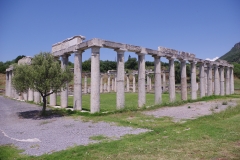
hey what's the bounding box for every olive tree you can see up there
[12,52,73,115]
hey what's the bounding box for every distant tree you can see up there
[125,58,138,70]
[12,52,73,115]
[14,55,26,63]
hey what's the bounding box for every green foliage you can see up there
[233,63,240,79]
[125,57,138,70]
[0,55,26,74]
[220,42,240,63]
[12,52,73,115]
[82,59,117,72]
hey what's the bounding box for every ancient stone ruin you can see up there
[5,35,234,113]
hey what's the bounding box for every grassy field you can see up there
[1,95,240,160]
[54,93,182,112]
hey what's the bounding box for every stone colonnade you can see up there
[6,35,234,114]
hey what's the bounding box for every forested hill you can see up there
[219,42,240,63]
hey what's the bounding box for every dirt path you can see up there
[144,99,238,122]
[0,96,148,156]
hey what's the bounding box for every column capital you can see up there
[73,50,84,54]
[114,48,127,53]
[61,53,70,58]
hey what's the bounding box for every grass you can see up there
[1,99,240,160]
[54,93,182,112]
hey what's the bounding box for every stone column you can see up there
[204,69,208,95]
[214,64,220,95]
[107,74,110,92]
[199,62,205,98]
[146,74,150,92]
[149,76,152,91]
[34,91,40,103]
[49,90,57,106]
[153,56,162,104]
[5,71,9,97]
[84,76,87,94]
[116,49,125,109]
[112,78,114,91]
[230,67,234,94]
[168,58,176,102]
[23,92,28,101]
[138,53,146,107]
[190,61,197,100]
[104,83,107,92]
[73,51,83,110]
[225,66,230,95]
[126,74,129,92]
[100,75,103,93]
[114,75,117,92]
[162,72,166,92]
[180,59,187,101]
[207,63,213,96]
[132,74,136,92]
[8,70,12,98]
[90,47,100,113]
[219,66,225,96]
[61,54,69,108]
[28,89,34,101]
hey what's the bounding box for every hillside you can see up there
[219,42,240,63]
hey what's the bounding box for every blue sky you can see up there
[0,0,239,63]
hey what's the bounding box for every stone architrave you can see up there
[28,89,34,101]
[207,63,213,96]
[162,72,166,92]
[126,74,130,92]
[90,47,100,113]
[225,66,230,95]
[107,74,110,92]
[180,59,187,101]
[214,64,220,95]
[219,66,225,95]
[138,53,146,107]
[61,54,69,108]
[199,62,205,98]
[84,76,87,94]
[132,74,136,92]
[73,50,83,110]
[168,57,176,102]
[230,67,234,94]
[116,49,125,109]
[190,61,197,100]
[153,56,162,104]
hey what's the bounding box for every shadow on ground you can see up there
[17,110,64,120]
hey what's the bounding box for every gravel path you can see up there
[144,100,237,122]
[0,96,149,156]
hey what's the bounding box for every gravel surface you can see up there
[0,96,149,156]
[144,100,237,122]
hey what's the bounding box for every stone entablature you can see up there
[18,56,32,65]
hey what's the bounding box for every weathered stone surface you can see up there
[52,35,85,53]
[103,40,124,49]
[18,57,32,65]
[126,44,142,52]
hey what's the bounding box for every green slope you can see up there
[220,42,240,63]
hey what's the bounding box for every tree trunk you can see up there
[41,96,47,116]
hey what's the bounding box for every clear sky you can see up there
[0,0,239,63]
